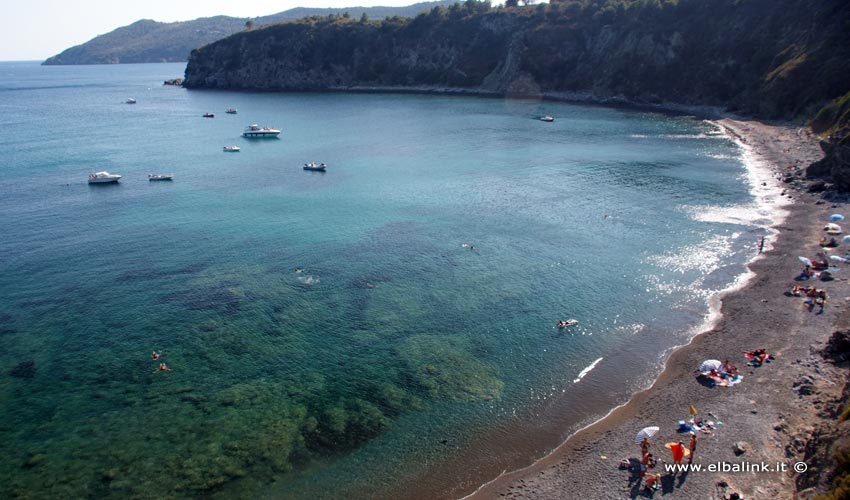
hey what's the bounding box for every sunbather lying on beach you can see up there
[745,349,773,366]
[819,236,838,247]
[644,473,662,490]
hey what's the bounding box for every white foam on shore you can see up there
[572,357,603,383]
[661,132,725,139]
[655,119,792,352]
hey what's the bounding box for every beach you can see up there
[466,119,848,500]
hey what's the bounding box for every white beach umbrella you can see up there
[699,359,723,372]
[799,256,813,267]
[829,255,849,263]
[635,426,660,444]
[825,223,842,233]
[830,214,845,222]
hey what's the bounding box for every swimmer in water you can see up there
[158,362,171,371]
[151,351,160,360]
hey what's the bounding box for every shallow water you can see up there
[0,62,770,499]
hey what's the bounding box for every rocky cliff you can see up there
[184,0,850,120]
[808,92,850,191]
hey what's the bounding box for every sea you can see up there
[0,61,783,499]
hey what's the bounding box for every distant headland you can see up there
[41,1,454,65]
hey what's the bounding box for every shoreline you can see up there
[464,118,844,500]
[216,83,734,120]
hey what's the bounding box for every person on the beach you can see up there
[643,472,661,491]
[640,437,650,456]
[151,351,160,360]
[687,432,696,464]
[727,364,739,378]
[640,452,654,477]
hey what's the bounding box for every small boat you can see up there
[203,113,215,118]
[88,171,122,184]
[125,98,136,104]
[303,162,327,172]
[223,146,241,152]
[225,108,238,114]
[540,116,554,122]
[557,319,578,328]
[243,124,281,138]
[148,174,173,181]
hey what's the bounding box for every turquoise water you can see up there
[0,62,767,499]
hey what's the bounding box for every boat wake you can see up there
[297,275,320,285]
[573,357,603,383]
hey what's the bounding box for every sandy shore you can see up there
[465,119,848,500]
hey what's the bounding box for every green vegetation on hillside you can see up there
[812,92,850,145]
[42,1,455,65]
[184,0,850,120]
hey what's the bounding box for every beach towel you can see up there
[665,442,689,462]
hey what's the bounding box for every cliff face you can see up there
[184,0,850,120]
[808,92,850,190]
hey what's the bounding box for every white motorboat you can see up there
[303,162,327,172]
[125,98,136,104]
[148,174,173,181]
[88,171,122,183]
[540,116,554,122]
[243,124,281,138]
[223,146,241,152]
[225,108,238,114]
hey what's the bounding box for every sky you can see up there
[0,0,422,61]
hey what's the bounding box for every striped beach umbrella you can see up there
[635,426,660,444]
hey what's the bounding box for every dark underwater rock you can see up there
[10,360,36,379]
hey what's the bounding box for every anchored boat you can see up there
[243,124,281,138]
[88,171,122,184]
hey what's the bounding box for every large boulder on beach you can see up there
[733,441,750,455]
[822,329,850,361]
[808,139,850,191]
